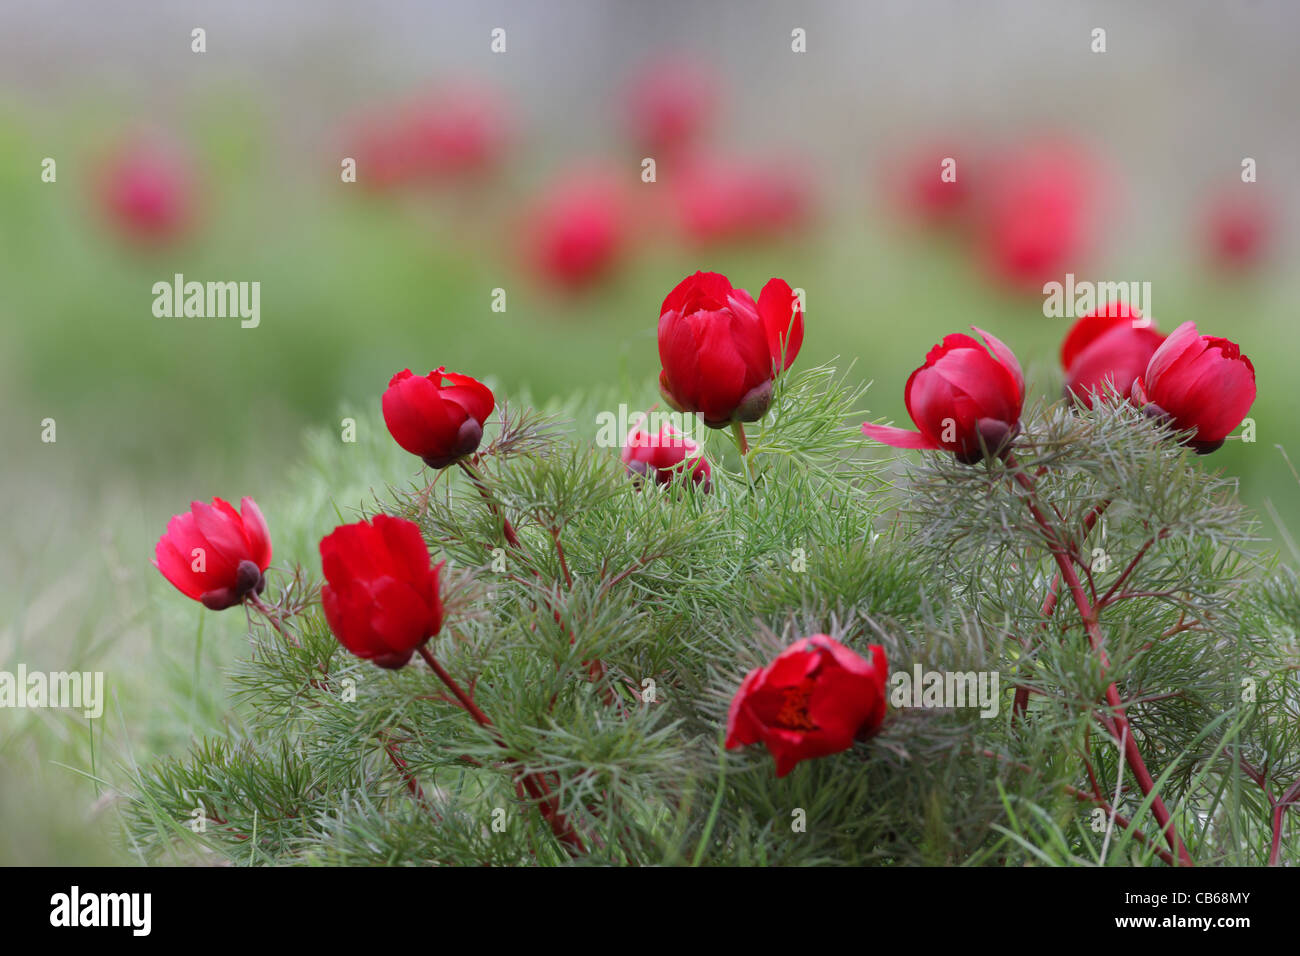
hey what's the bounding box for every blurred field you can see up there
[1,1,1297,863]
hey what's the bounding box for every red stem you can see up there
[1005,455,1192,866]
[415,644,586,855]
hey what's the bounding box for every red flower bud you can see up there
[1060,302,1164,408]
[153,497,271,610]
[657,271,803,427]
[862,327,1024,463]
[1130,321,1256,454]
[726,635,888,777]
[382,368,495,468]
[319,515,444,670]
[621,423,711,491]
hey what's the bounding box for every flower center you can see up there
[775,679,816,731]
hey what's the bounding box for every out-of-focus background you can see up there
[1,0,1296,863]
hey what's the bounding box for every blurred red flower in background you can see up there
[153,497,271,610]
[1204,186,1274,272]
[350,83,510,190]
[881,140,974,228]
[671,155,812,245]
[526,170,628,289]
[95,135,195,243]
[726,634,888,777]
[1060,302,1164,408]
[319,515,444,669]
[623,57,718,161]
[976,141,1102,290]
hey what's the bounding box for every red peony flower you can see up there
[96,136,194,243]
[726,635,888,778]
[1060,302,1164,408]
[625,58,717,159]
[319,515,444,669]
[882,140,973,228]
[153,497,272,610]
[1205,187,1273,272]
[527,172,627,289]
[1130,321,1256,454]
[657,270,803,427]
[862,327,1024,463]
[977,141,1100,290]
[621,423,711,491]
[383,368,495,469]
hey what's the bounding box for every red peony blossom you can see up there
[1205,187,1273,272]
[625,58,717,159]
[383,368,495,468]
[977,141,1100,290]
[882,140,973,227]
[657,270,803,427]
[672,156,812,245]
[862,327,1024,464]
[527,172,627,289]
[1060,302,1164,408]
[726,635,888,778]
[96,136,194,243]
[621,423,711,491]
[319,515,444,669]
[1130,321,1256,454]
[153,497,272,610]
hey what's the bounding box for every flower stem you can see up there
[731,422,750,456]
[456,458,521,549]
[246,593,300,648]
[1004,455,1192,866]
[415,644,586,855]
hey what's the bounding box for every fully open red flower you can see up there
[383,368,495,468]
[621,423,711,491]
[1060,302,1164,408]
[319,515,444,669]
[726,635,888,778]
[1131,321,1256,454]
[657,271,803,427]
[862,327,1024,463]
[153,497,272,610]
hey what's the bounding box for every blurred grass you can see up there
[1,97,1296,863]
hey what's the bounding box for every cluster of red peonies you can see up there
[153,497,271,610]
[726,635,889,777]
[621,423,711,492]
[382,367,496,469]
[96,136,195,244]
[319,515,445,669]
[657,271,804,428]
[862,327,1025,464]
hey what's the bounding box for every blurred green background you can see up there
[1,0,1296,863]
